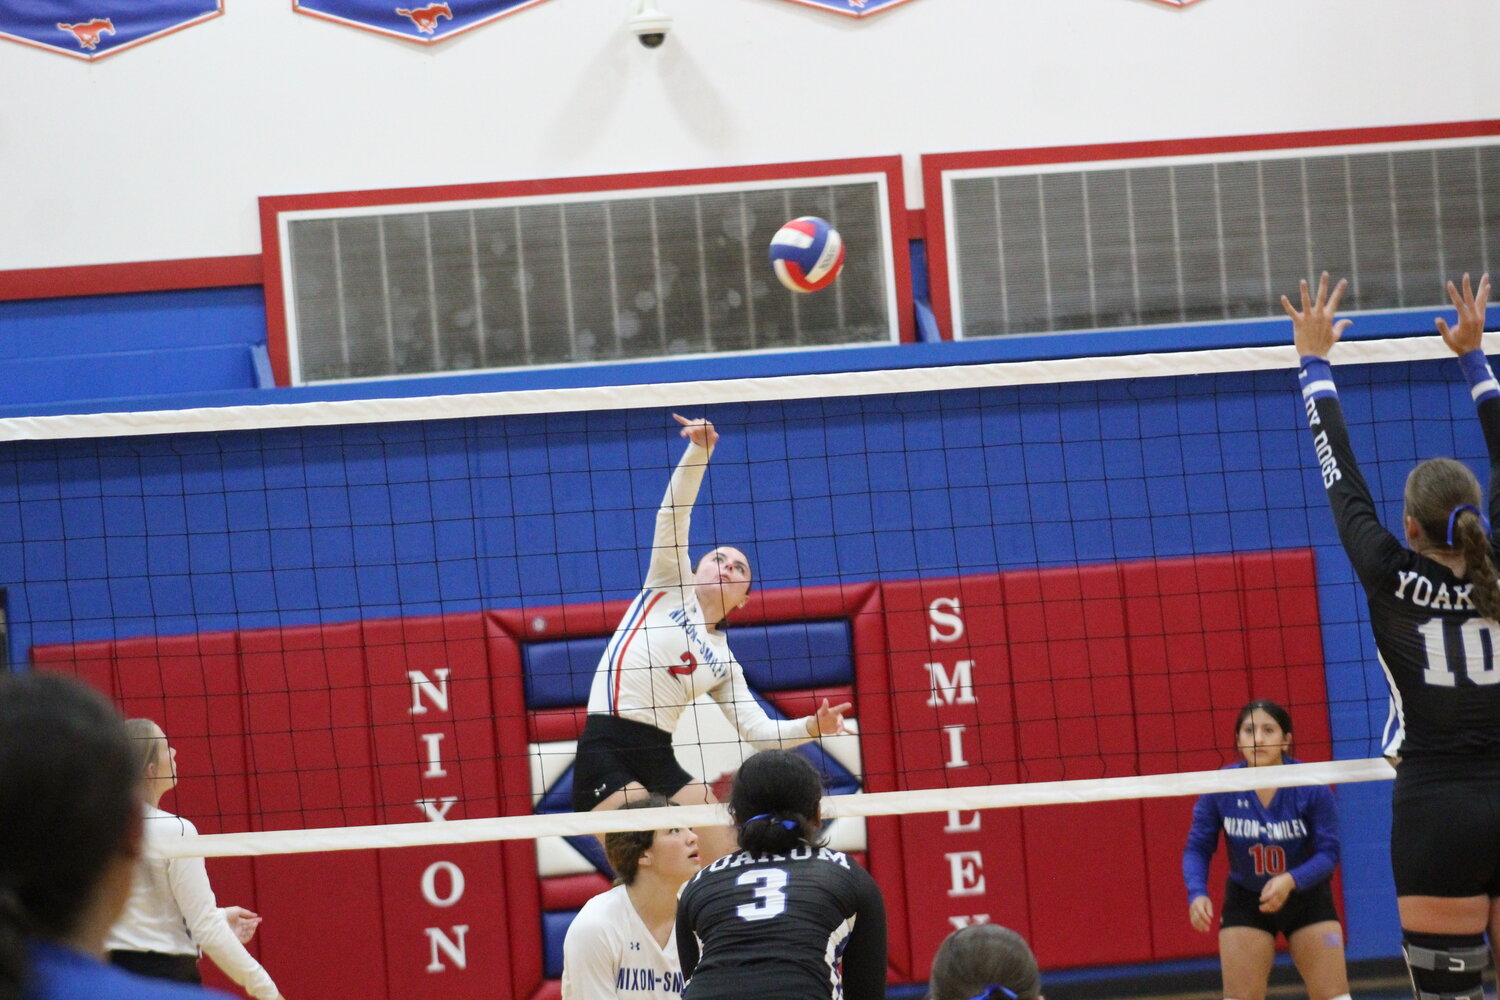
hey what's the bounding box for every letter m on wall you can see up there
[924,660,976,706]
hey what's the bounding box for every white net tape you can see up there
[153,758,1394,859]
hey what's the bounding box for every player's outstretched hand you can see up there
[1281,271,1352,359]
[224,905,262,944]
[808,698,853,737]
[1188,895,1213,933]
[1436,272,1491,356]
[673,413,719,451]
[1258,872,1295,914]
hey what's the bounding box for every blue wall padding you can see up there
[522,621,853,708]
[524,638,608,708]
[542,911,578,978]
[0,295,1475,419]
[0,287,266,357]
[0,287,268,405]
[0,344,262,405]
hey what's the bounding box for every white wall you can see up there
[7,0,1500,271]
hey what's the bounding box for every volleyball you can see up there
[768,216,845,293]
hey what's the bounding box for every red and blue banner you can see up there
[771,0,918,15]
[0,0,222,60]
[292,0,554,43]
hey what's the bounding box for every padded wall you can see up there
[37,549,1331,994]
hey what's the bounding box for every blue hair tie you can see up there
[965,986,1018,1000]
[1446,504,1488,546]
[744,813,798,831]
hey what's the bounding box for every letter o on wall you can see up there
[421,861,466,907]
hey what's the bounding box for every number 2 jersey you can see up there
[1300,350,1500,759]
[676,845,887,1000]
[586,441,813,749]
[1182,759,1340,901]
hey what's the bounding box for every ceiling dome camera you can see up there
[629,0,671,48]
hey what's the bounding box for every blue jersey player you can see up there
[1183,700,1350,1000]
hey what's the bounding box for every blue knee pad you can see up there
[1402,931,1488,1000]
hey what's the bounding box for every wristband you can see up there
[1458,349,1500,404]
[1298,356,1337,401]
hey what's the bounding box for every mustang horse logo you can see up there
[394,3,452,33]
[56,18,115,50]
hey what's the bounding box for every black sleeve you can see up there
[676,897,699,981]
[1478,397,1500,544]
[1307,392,1404,589]
[840,869,888,1000]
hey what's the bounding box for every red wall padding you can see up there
[866,550,1330,980]
[35,553,1326,995]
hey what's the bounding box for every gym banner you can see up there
[292,0,554,43]
[0,0,222,61]
[770,0,919,16]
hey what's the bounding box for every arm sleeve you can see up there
[642,442,711,590]
[164,843,280,1000]
[1299,358,1405,588]
[840,869,889,1000]
[1456,350,1500,537]
[1289,785,1341,891]
[561,910,618,1000]
[709,660,817,749]
[1182,794,1220,903]
[675,898,699,982]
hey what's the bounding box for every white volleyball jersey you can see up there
[562,885,684,1000]
[586,442,810,750]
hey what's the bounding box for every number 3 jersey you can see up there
[1301,352,1500,759]
[676,845,887,1000]
[1182,760,1340,901]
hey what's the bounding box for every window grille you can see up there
[274,175,899,384]
[944,142,1500,338]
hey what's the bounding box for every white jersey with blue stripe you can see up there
[586,442,811,749]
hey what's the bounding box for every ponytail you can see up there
[1454,510,1500,620]
[1405,459,1500,618]
[738,811,823,857]
[730,749,827,855]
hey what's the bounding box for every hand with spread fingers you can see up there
[1281,271,1352,359]
[1436,272,1492,356]
[807,697,854,737]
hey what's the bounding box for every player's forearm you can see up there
[645,442,710,587]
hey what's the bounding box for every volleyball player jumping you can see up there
[1288,271,1500,1000]
[572,414,850,862]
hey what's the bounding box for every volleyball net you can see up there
[3,331,1484,994]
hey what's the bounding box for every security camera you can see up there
[629,0,671,47]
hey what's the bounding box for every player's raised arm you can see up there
[1284,272,1403,587]
[644,414,719,590]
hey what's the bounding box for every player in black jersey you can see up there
[1287,271,1500,1000]
[675,749,887,1000]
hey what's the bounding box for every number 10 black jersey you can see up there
[1301,353,1500,759]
